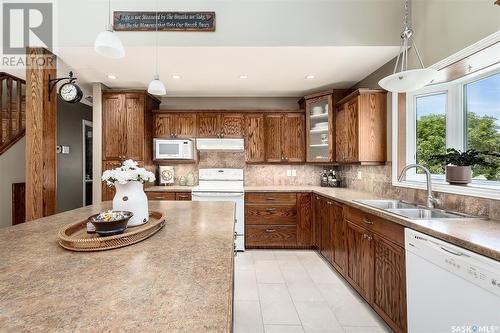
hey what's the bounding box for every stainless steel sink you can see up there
[354,199,481,220]
[355,199,417,210]
[386,208,468,219]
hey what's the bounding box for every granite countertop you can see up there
[145,185,194,192]
[0,201,235,332]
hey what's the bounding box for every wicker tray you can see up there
[58,211,166,252]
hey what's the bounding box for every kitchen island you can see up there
[0,201,235,332]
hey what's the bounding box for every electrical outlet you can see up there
[291,169,297,177]
[286,169,292,177]
[357,171,362,180]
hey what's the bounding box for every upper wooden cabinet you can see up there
[301,90,352,163]
[154,113,197,138]
[197,113,244,138]
[335,89,387,164]
[102,91,159,162]
[244,114,265,163]
[264,113,305,163]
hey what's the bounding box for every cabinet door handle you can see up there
[266,208,276,212]
[363,234,372,240]
[363,218,373,225]
[265,229,276,233]
[221,133,225,138]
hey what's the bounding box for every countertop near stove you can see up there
[145,184,500,261]
[0,201,235,332]
[145,185,194,192]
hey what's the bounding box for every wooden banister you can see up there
[0,72,26,155]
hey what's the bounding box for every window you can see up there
[402,67,500,191]
[415,93,447,175]
[464,73,500,181]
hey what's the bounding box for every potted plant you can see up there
[102,160,155,226]
[430,149,498,185]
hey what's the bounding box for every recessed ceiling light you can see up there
[239,75,248,79]
[172,75,181,79]
[107,74,117,80]
[306,75,315,79]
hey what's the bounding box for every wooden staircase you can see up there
[0,72,26,155]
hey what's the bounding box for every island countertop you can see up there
[0,201,235,332]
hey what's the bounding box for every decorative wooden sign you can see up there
[113,11,216,31]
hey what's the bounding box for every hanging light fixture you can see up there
[378,0,437,93]
[147,1,166,96]
[94,0,125,59]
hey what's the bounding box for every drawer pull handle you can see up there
[266,208,276,212]
[363,218,373,225]
[363,234,372,240]
[266,229,276,233]
[266,197,276,201]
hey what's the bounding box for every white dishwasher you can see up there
[405,229,500,333]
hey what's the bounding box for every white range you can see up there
[191,168,245,251]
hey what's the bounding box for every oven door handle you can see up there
[192,192,244,197]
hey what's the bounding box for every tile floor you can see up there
[234,250,392,333]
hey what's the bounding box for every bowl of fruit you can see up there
[89,211,133,236]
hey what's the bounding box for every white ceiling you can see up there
[59,46,400,97]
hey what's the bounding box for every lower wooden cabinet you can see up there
[146,191,191,201]
[245,192,311,249]
[313,197,407,333]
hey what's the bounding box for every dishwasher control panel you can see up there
[405,229,500,297]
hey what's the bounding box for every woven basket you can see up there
[58,211,166,252]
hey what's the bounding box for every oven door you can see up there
[191,191,245,251]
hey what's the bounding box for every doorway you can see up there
[82,120,93,206]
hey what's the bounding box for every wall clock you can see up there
[59,81,83,103]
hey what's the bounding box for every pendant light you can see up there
[378,0,437,93]
[94,0,125,59]
[147,1,166,96]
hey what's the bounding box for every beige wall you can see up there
[0,138,26,228]
[160,97,300,110]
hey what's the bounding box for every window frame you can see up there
[392,63,500,200]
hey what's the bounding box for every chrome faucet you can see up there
[398,164,440,209]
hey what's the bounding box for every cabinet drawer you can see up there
[347,207,404,247]
[246,192,296,204]
[175,192,192,201]
[146,191,176,201]
[246,204,297,225]
[246,225,297,247]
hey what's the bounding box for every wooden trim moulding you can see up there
[336,88,386,106]
[102,89,162,104]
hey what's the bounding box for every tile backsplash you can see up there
[163,152,323,186]
[335,163,500,220]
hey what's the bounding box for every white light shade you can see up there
[148,76,166,96]
[94,29,125,59]
[378,68,438,93]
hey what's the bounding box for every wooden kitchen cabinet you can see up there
[264,113,305,163]
[346,219,373,301]
[146,191,192,201]
[197,113,244,138]
[312,195,322,249]
[244,114,265,163]
[154,113,197,138]
[335,89,387,164]
[331,202,347,275]
[101,90,160,201]
[372,233,407,333]
[245,192,312,248]
[319,197,332,262]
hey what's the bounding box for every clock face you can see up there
[60,83,77,101]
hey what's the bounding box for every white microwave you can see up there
[154,139,194,160]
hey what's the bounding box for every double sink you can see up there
[354,199,480,220]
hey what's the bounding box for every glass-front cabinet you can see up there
[305,94,334,162]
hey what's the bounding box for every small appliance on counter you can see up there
[154,139,194,160]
